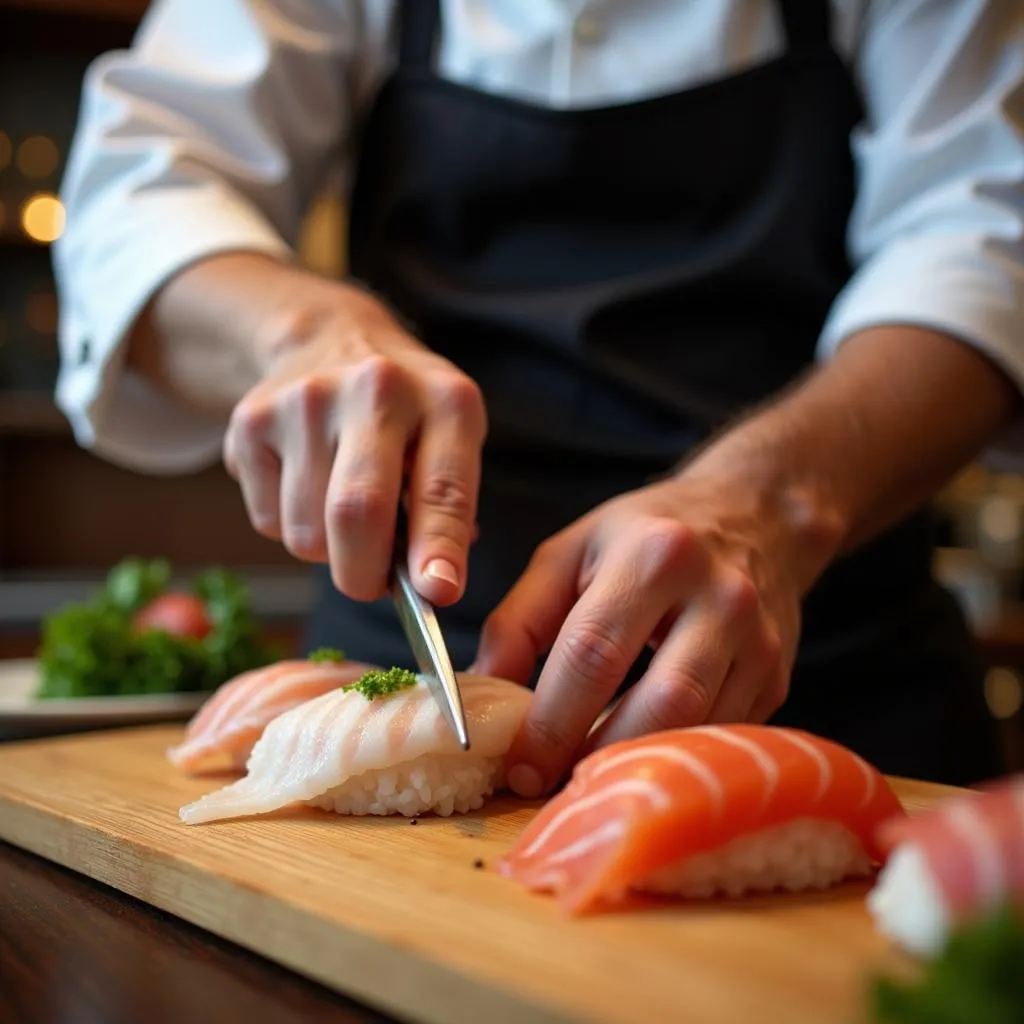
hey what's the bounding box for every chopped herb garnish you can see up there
[870,903,1024,1024]
[309,647,345,664]
[344,666,418,700]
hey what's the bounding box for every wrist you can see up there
[251,275,402,374]
[680,412,851,595]
[155,252,408,379]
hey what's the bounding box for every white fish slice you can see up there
[179,674,532,823]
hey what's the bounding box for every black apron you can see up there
[305,0,1005,786]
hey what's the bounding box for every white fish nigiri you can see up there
[867,773,1024,957]
[179,673,532,824]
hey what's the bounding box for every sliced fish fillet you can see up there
[168,658,374,774]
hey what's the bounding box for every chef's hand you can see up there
[472,467,843,797]
[222,281,487,605]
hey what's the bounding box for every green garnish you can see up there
[309,647,346,664]
[344,666,418,700]
[35,558,280,699]
[871,904,1024,1024]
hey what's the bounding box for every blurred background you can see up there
[0,0,347,666]
[0,0,1021,770]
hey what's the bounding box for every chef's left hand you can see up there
[472,471,840,798]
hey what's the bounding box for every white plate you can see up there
[0,659,209,742]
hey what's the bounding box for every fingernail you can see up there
[508,764,544,799]
[424,558,460,586]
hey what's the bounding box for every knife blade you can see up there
[390,503,471,751]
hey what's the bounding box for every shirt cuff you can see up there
[54,188,294,475]
[817,231,1024,461]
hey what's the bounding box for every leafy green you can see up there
[35,558,278,699]
[871,904,1024,1024]
[343,666,418,700]
[309,647,346,664]
[190,566,281,686]
[104,557,173,613]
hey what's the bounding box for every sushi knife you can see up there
[390,501,472,751]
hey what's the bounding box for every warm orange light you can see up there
[20,192,65,243]
[17,135,60,179]
[0,131,11,171]
[985,667,1024,720]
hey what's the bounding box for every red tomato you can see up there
[133,593,212,640]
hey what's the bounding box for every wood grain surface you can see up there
[0,726,962,1024]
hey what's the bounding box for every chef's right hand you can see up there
[222,275,487,606]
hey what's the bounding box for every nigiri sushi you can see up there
[167,655,375,774]
[179,672,533,823]
[867,773,1024,957]
[498,724,905,914]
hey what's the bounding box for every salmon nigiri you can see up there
[167,655,375,774]
[498,724,905,915]
[179,672,533,823]
[867,774,1024,957]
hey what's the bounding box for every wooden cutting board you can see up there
[0,725,961,1024]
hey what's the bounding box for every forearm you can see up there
[685,326,1021,588]
[127,253,394,416]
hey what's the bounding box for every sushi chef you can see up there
[54,1,1024,794]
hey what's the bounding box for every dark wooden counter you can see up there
[0,841,389,1024]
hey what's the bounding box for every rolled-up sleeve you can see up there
[819,0,1024,444]
[53,0,365,474]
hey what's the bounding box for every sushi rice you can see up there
[309,753,504,818]
[642,818,873,900]
[867,843,951,957]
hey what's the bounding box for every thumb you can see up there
[471,535,584,684]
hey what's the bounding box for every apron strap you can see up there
[776,0,831,52]
[397,0,441,73]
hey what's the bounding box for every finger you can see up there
[507,522,702,796]
[586,572,758,749]
[471,533,587,684]
[585,608,734,750]
[325,358,418,600]
[278,383,335,562]
[708,620,787,724]
[326,413,409,601]
[406,375,487,605]
[646,610,676,652]
[224,404,283,541]
[746,629,791,723]
[705,663,759,724]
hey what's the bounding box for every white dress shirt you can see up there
[52,0,1024,475]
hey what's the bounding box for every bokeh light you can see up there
[17,135,60,179]
[20,192,65,243]
[985,666,1024,720]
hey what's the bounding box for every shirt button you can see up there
[78,338,91,364]
[574,14,604,45]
